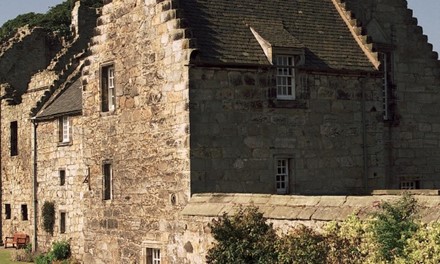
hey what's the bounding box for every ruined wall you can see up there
[0,28,61,96]
[190,67,384,195]
[35,115,88,255]
[79,0,192,262]
[0,74,54,239]
[345,0,440,189]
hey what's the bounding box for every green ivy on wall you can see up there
[42,201,55,235]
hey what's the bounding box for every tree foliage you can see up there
[0,0,102,42]
[206,207,278,264]
[370,194,418,262]
[207,195,440,264]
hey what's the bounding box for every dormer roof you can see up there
[36,77,82,120]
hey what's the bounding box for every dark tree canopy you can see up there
[0,0,102,43]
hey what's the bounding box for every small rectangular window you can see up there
[5,204,11,220]
[276,158,290,194]
[59,116,71,143]
[146,248,161,264]
[400,180,420,190]
[60,212,66,234]
[21,204,28,221]
[103,163,112,200]
[380,52,394,121]
[101,65,116,112]
[10,121,18,156]
[60,169,66,186]
[275,56,295,100]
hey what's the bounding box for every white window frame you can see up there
[276,158,289,194]
[146,248,161,264]
[275,55,295,100]
[400,180,419,190]
[107,67,115,111]
[101,64,116,112]
[59,116,71,143]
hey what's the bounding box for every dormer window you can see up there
[275,55,295,100]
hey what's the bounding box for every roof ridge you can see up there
[332,0,380,69]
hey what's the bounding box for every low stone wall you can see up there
[179,192,440,263]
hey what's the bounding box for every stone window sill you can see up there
[268,99,308,109]
[100,110,116,117]
[58,142,72,147]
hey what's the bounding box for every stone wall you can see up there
[0,77,52,240]
[0,28,61,97]
[345,0,440,189]
[35,115,88,255]
[79,0,192,262]
[179,192,440,264]
[189,67,385,195]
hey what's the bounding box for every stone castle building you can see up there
[0,0,439,263]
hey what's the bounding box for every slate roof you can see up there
[37,78,82,120]
[180,0,375,71]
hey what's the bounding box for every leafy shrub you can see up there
[394,222,440,264]
[369,194,418,262]
[25,242,33,254]
[35,240,71,264]
[42,201,55,235]
[52,240,71,260]
[207,195,439,264]
[34,253,54,264]
[277,225,327,264]
[325,215,368,264]
[206,206,278,264]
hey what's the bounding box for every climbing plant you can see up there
[42,201,55,235]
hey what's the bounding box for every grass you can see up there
[0,248,32,264]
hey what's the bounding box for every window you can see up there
[59,116,71,143]
[380,52,394,120]
[275,55,295,100]
[10,121,18,156]
[276,159,289,194]
[103,163,112,200]
[146,248,161,264]
[21,204,28,221]
[60,212,66,234]
[101,65,116,112]
[59,169,66,186]
[5,204,11,219]
[400,180,420,190]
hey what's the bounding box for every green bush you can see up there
[325,215,368,264]
[277,225,327,264]
[42,201,55,235]
[369,194,418,262]
[207,195,440,264]
[52,240,71,260]
[206,206,278,264]
[34,253,54,264]
[35,240,71,264]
